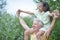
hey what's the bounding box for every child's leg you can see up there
[24,30,29,40]
[36,30,45,40]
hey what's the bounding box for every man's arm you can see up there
[18,16,37,34]
[46,15,58,38]
[46,18,56,37]
[49,13,54,16]
[18,16,30,30]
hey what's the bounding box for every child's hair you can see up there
[42,2,50,12]
[37,2,50,12]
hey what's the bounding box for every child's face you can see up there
[32,20,41,29]
[38,2,44,12]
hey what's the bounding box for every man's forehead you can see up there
[33,20,39,23]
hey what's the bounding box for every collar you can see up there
[38,11,45,15]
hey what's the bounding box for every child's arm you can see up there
[18,9,34,15]
[49,9,60,16]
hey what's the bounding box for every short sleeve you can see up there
[33,10,38,16]
[31,10,37,21]
[32,10,38,18]
[45,11,50,16]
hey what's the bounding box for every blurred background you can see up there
[0,0,60,40]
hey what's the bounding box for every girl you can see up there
[17,1,60,40]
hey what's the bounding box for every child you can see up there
[17,1,60,40]
[16,10,59,40]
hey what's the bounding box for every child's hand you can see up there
[17,9,22,17]
[53,9,60,16]
[17,9,21,14]
[53,13,59,19]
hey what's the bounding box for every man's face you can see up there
[32,20,41,29]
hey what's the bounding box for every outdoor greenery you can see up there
[0,12,33,40]
[0,0,60,40]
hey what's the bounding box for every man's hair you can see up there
[33,18,44,27]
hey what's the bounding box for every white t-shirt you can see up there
[33,10,51,31]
